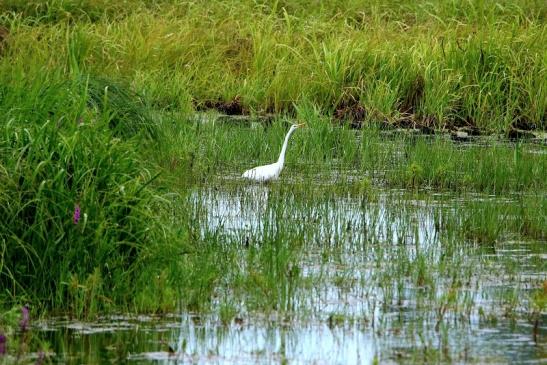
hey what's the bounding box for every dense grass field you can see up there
[1,0,546,132]
[0,1,545,362]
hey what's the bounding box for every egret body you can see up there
[242,123,305,182]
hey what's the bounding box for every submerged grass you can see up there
[156,113,546,193]
[170,184,545,362]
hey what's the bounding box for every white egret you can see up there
[242,123,306,182]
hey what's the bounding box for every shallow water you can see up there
[33,312,545,364]
[31,171,547,363]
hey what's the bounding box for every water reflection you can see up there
[35,312,546,364]
[31,181,546,364]
[190,185,439,251]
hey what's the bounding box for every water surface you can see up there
[32,168,547,364]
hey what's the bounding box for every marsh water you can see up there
[33,161,546,363]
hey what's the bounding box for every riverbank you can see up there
[1,0,545,134]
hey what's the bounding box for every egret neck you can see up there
[277,125,298,167]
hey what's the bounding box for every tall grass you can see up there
[0,0,545,132]
[0,60,175,315]
[0,0,545,321]
[154,113,546,193]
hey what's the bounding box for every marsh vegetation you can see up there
[0,1,545,363]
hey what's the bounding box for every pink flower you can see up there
[20,305,29,332]
[73,204,81,225]
[35,350,45,365]
[0,333,6,355]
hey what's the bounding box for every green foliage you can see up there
[0,1,545,333]
[405,163,424,188]
[0,117,165,312]
[0,306,52,362]
[83,75,159,138]
[155,118,546,193]
[0,0,138,23]
[0,0,544,132]
[0,61,173,315]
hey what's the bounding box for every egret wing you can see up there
[242,163,279,182]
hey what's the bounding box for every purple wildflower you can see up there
[35,350,45,365]
[73,204,81,225]
[0,333,6,355]
[20,305,30,332]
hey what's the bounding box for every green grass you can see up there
[0,4,544,365]
[0,5,545,364]
[0,0,545,133]
[0,63,177,315]
[0,59,544,319]
[153,112,546,193]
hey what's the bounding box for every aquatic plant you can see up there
[19,305,29,332]
[0,333,5,355]
[0,306,52,363]
[72,204,81,225]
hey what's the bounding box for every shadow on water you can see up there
[31,167,547,364]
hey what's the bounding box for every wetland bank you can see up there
[0,0,546,363]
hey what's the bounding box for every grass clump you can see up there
[0,63,176,315]
[83,75,158,139]
[154,116,546,194]
[0,118,168,314]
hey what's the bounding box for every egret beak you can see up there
[296,123,306,128]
